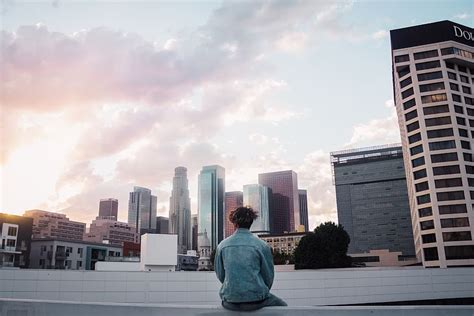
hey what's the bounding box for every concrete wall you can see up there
[1,299,473,316]
[0,267,473,306]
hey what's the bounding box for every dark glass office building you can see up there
[98,198,118,220]
[224,191,243,238]
[298,189,309,232]
[331,145,416,261]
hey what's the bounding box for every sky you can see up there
[1,0,473,229]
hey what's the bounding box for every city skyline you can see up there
[1,1,472,232]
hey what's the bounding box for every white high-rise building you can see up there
[169,167,192,254]
[391,20,474,268]
[128,186,157,235]
[243,184,271,235]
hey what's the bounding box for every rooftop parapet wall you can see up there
[0,267,473,306]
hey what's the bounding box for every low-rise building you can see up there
[0,213,33,268]
[23,210,86,241]
[83,218,139,246]
[259,232,308,255]
[30,239,122,270]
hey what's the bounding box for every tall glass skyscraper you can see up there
[391,21,474,267]
[224,191,243,238]
[98,198,118,220]
[258,170,300,234]
[243,184,271,234]
[298,189,309,232]
[128,186,157,235]
[198,165,225,252]
[169,167,192,254]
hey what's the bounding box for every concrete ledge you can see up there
[1,299,473,316]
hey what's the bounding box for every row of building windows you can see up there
[416,187,474,204]
[422,231,472,244]
[418,204,471,218]
[424,245,474,261]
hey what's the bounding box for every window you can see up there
[405,109,417,121]
[395,54,409,63]
[461,141,471,150]
[468,108,474,116]
[439,204,467,214]
[397,65,410,77]
[462,86,472,94]
[421,93,447,104]
[418,207,433,217]
[448,72,457,80]
[400,77,412,88]
[431,152,458,163]
[415,181,429,192]
[403,98,416,110]
[450,82,459,91]
[435,177,463,188]
[454,104,464,114]
[425,116,451,127]
[433,165,460,175]
[412,156,425,168]
[422,234,436,244]
[437,190,465,201]
[459,129,468,137]
[76,261,82,269]
[429,140,456,151]
[465,153,473,162]
[427,128,453,139]
[460,75,469,84]
[402,87,414,99]
[414,169,427,180]
[443,231,472,242]
[452,94,462,102]
[470,119,474,127]
[445,61,455,69]
[417,194,431,205]
[410,144,423,155]
[407,121,420,132]
[467,165,474,174]
[415,60,440,71]
[457,117,466,126]
[423,104,449,115]
[414,49,439,60]
[420,220,434,230]
[423,247,439,261]
[465,97,474,105]
[6,239,16,247]
[419,82,445,93]
[441,217,469,228]
[408,132,421,144]
[445,246,474,260]
[7,226,17,236]
[418,71,443,81]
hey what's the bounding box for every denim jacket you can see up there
[214,228,274,303]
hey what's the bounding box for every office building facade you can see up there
[83,218,138,246]
[156,216,169,234]
[259,232,308,255]
[331,145,416,263]
[298,189,309,232]
[243,184,271,235]
[391,21,474,267]
[258,170,300,234]
[128,186,157,235]
[169,167,192,254]
[98,198,118,220]
[191,214,198,251]
[224,191,243,238]
[23,210,86,242]
[0,213,33,268]
[198,165,225,252]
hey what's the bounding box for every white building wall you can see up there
[0,267,472,306]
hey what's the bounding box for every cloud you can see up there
[372,29,388,40]
[454,13,470,20]
[274,32,309,53]
[248,133,268,145]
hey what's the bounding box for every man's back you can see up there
[215,228,274,303]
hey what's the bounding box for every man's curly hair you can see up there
[229,206,258,229]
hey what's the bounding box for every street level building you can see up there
[258,170,300,234]
[0,213,33,268]
[98,198,118,220]
[259,232,308,255]
[331,145,417,266]
[169,167,192,254]
[198,165,225,252]
[224,191,243,238]
[30,238,122,270]
[83,218,138,247]
[391,20,474,267]
[128,186,157,235]
[23,210,86,242]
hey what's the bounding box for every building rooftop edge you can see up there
[330,143,402,158]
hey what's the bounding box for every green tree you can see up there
[294,222,351,269]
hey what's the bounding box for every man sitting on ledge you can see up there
[215,206,287,311]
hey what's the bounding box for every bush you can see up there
[294,222,351,269]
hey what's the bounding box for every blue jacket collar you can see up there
[236,228,250,233]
